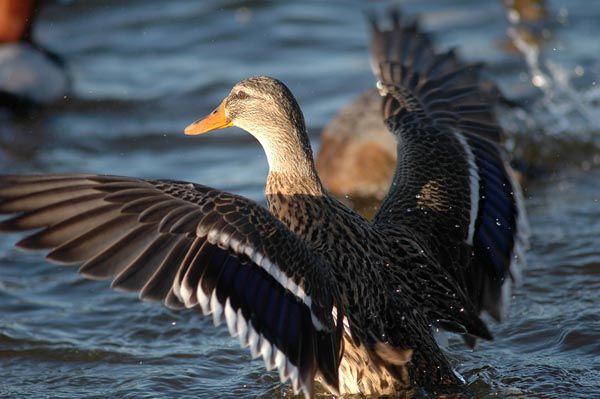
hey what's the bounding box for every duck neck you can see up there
[262,125,325,198]
[264,127,328,234]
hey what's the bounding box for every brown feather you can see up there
[0,185,99,213]
[77,224,158,279]
[111,233,180,292]
[0,194,105,231]
[16,204,122,250]
[47,214,140,264]
[139,235,193,302]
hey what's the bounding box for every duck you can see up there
[0,11,528,398]
[0,0,68,109]
[316,10,518,214]
[316,88,395,216]
[315,88,396,209]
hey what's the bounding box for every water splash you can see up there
[506,12,600,137]
[499,3,600,172]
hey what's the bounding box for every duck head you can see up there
[185,75,322,183]
[185,76,307,147]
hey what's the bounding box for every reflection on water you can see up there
[1,0,599,398]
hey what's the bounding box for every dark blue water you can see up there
[1,0,599,397]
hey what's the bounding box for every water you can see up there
[1,0,599,397]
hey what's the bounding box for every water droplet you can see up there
[532,74,546,87]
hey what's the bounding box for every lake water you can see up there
[1,0,599,398]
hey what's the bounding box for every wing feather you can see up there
[0,173,342,398]
[140,235,193,304]
[370,11,528,327]
[111,233,181,292]
[0,193,105,230]
[0,185,99,213]
[17,204,124,250]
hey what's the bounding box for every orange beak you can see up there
[184,100,233,135]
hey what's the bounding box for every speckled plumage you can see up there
[0,9,527,399]
[265,171,491,394]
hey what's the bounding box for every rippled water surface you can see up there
[1,0,599,398]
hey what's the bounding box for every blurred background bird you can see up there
[0,0,67,110]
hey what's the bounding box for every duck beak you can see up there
[184,100,233,135]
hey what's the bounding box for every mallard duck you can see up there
[0,11,528,398]
[0,0,67,108]
[317,11,515,213]
[317,88,394,207]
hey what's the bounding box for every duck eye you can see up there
[236,90,247,100]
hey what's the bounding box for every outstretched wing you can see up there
[0,174,343,398]
[369,12,528,322]
[368,9,510,129]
